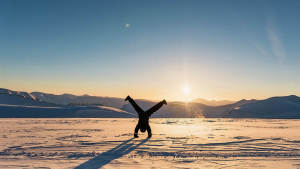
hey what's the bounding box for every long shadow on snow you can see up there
[75,137,149,169]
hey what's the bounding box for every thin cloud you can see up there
[266,20,286,65]
[255,44,268,57]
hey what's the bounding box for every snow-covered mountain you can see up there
[0,88,135,118]
[31,92,125,108]
[122,96,300,119]
[1,88,300,118]
[192,98,236,106]
[221,95,300,118]
[0,104,136,118]
[0,88,55,106]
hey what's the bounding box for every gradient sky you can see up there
[1,0,300,101]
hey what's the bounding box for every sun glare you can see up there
[182,85,190,95]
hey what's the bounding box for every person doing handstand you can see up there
[125,96,167,138]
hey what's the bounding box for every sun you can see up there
[182,85,190,95]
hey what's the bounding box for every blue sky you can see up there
[1,0,300,101]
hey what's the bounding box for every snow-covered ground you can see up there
[0,118,300,169]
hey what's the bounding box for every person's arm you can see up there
[125,96,143,114]
[146,99,167,116]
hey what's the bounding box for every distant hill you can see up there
[221,95,300,118]
[122,96,300,119]
[31,92,125,108]
[0,88,55,106]
[0,104,136,118]
[192,98,236,106]
[0,88,135,118]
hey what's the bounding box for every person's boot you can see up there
[134,133,139,138]
[125,96,131,101]
[148,133,152,138]
[162,99,167,105]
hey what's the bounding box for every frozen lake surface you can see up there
[0,118,300,169]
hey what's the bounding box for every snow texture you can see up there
[0,118,299,168]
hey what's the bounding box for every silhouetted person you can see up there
[125,96,167,138]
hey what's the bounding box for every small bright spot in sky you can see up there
[182,85,190,95]
[125,23,130,28]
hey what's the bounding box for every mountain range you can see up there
[192,98,235,106]
[0,88,135,118]
[1,88,300,118]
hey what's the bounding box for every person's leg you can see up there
[146,125,152,138]
[125,96,143,114]
[146,99,167,116]
[134,124,140,138]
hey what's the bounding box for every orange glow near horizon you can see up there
[1,78,298,102]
